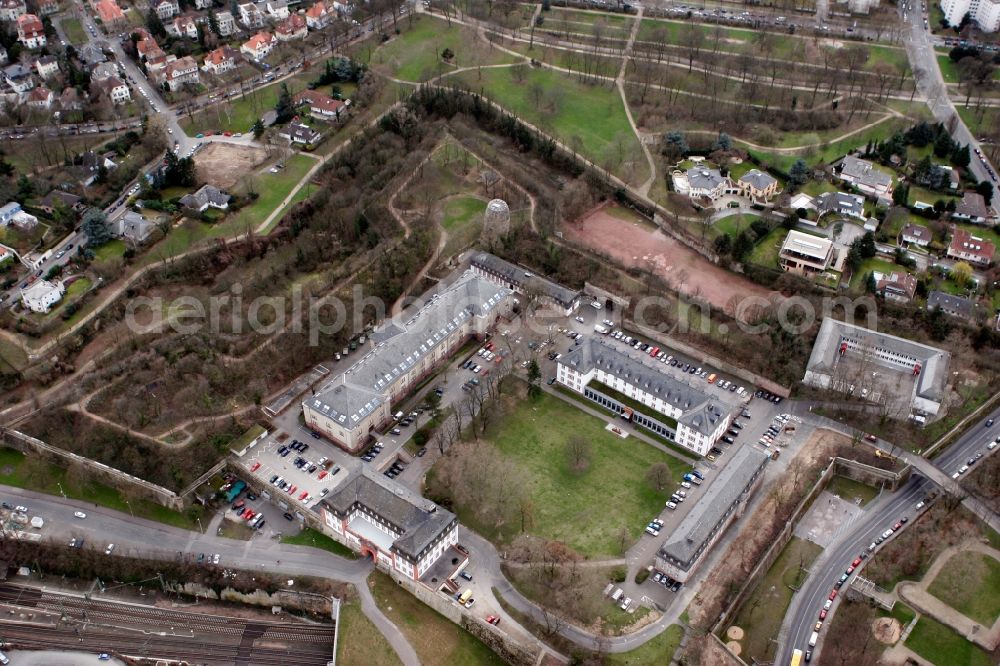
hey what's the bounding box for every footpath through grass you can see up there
[282,527,358,559]
[370,572,504,666]
[607,624,684,665]
[337,598,401,666]
[927,551,1000,626]
[0,447,196,529]
[906,615,994,666]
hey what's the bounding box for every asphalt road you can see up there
[932,403,1000,476]
[777,474,930,664]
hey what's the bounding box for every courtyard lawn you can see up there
[439,195,485,257]
[849,258,905,291]
[927,551,1000,626]
[370,572,504,666]
[283,527,357,559]
[367,14,519,83]
[906,615,994,666]
[825,475,878,507]
[455,66,648,186]
[337,599,401,666]
[606,624,683,665]
[0,447,195,529]
[61,17,87,45]
[469,391,687,558]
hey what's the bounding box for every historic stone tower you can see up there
[483,198,510,240]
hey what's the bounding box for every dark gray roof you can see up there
[78,44,107,65]
[816,191,865,218]
[658,446,768,568]
[955,191,988,219]
[738,169,776,190]
[307,271,512,426]
[558,337,729,436]
[927,291,973,319]
[321,467,455,561]
[686,166,727,191]
[179,184,229,209]
[3,63,30,79]
[470,252,579,308]
[39,189,81,209]
[836,156,892,191]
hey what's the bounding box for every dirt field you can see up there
[562,205,778,316]
[194,143,270,189]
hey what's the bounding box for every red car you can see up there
[318,471,328,480]
[893,521,902,530]
[299,490,309,500]
[829,590,838,601]
[223,131,233,137]
[486,615,500,625]
[250,461,261,472]
[287,484,297,495]
[852,558,862,567]
[846,566,855,575]
[819,609,827,620]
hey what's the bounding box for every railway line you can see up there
[0,583,335,666]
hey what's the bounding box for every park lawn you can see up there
[548,7,634,28]
[728,537,823,664]
[713,213,760,239]
[849,258,905,290]
[92,239,127,262]
[606,624,683,665]
[937,54,960,83]
[439,195,485,257]
[0,336,28,373]
[236,153,316,228]
[506,41,622,79]
[455,66,648,186]
[261,184,313,234]
[747,227,786,269]
[369,572,504,666]
[283,527,358,559]
[927,551,1000,626]
[636,19,800,59]
[906,615,994,666]
[470,391,687,558]
[61,17,87,45]
[367,14,518,83]
[337,599,401,666]
[0,447,196,529]
[825,475,878,506]
[180,77,309,136]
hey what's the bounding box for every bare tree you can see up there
[565,435,591,474]
[645,462,671,491]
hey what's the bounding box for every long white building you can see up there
[556,337,734,456]
[303,271,514,453]
[941,0,1000,32]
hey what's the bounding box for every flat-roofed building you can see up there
[779,230,834,274]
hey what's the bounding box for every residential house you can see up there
[875,271,917,302]
[25,85,53,108]
[238,1,263,28]
[79,150,117,185]
[77,43,107,66]
[3,63,34,93]
[168,14,199,39]
[947,227,995,266]
[201,46,238,74]
[0,201,37,228]
[240,30,274,60]
[264,0,289,19]
[33,54,58,79]
[0,0,25,22]
[91,61,119,81]
[16,13,45,49]
[305,0,330,28]
[815,191,866,221]
[36,0,58,14]
[952,191,991,224]
[153,0,179,19]
[294,89,347,120]
[683,166,729,201]
[927,291,975,321]
[736,169,778,201]
[178,184,230,212]
[900,223,932,248]
[145,49,169,74]
[37,189,82,216]
[94,75,130,104]
[214,9,236,35]
[136,37,161,61]
[274,12,306,40]
[115,210,156,244]
[834,155,894,204]
[164,56,199,91]
[779,230,835,274]
[58,86,82,111]
[95,0,126,29]
[20,279,64,313]
[193,0,212,8]
[278,121,322,146]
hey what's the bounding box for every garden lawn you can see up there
[439,195,485,257]
[456,66,648,186]
[747,227,786,268]
[849,258,905,290]
[906,615,994,666]
[92,239,126,263]
[61,17,87,45]
[908,184,958,207]
[337,599,401,666]
[283,527,357,559]
[471,392,687,558]
[606,624,683,665]
[927,551,1000,626]
[370,572,504,666]
[0,447,196,529]
[713,213,760,239]
[368,14,518,82]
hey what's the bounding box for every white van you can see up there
[808,631,819,647]
[0,651,9,665]
[610,587,623,602]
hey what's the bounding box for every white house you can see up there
[240,31,274,60]
[164,56,199,91]
[0,0,26,22]
[238,1,263,28]
[15,13,45,49]
[214,10,237,35]
[153,0,179,19]
[33,54,58,79]
[0,202,37,229]
[202,46,239,74]
[305,0,330,28]
[20,279,65,313]
[264,0,289,19]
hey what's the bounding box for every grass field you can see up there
[454,66,648,186]
[236,154,316,228]
[337,599,401,666]
[439,195,485,257]
[747,227,786,269]
[713,213,760,239]
[180,75,314,136]
[366,14,519,82]
[370,572,504,666]
[0,447,195,529]
[282,527,357,559]
[729,537,823,663]
[61,17,87,45]
[465,392,688,558]
[825,475,878,507]
[906,615,994,666]
[607,624,683,665]
[927,551,1000,626]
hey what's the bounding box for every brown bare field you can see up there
[562,204,778,313]
[194,143,270,189]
